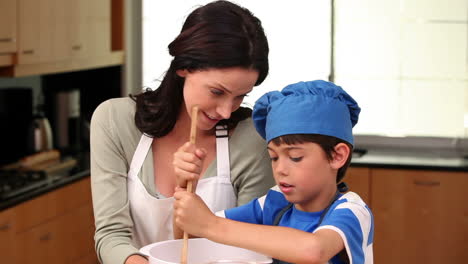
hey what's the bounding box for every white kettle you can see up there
[28,114,53,153]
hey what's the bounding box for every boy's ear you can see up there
[176,69,188,77]
[330,143,351,169]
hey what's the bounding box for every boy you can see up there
[173,80,374,264]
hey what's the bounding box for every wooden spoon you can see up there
[181,105,199,264]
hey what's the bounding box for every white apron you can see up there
[127,125,236,247]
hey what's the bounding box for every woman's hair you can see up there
[270,134,353,183]
[132,0,269,138]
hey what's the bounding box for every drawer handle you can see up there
[22,50,34,54]
[413,180,440,186]
[39,232,53,241]
[0,223,11,231]
[72,45,82,50]
[0,38,14,42]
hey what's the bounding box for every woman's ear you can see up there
[330,143,351,169]
[176,69,188,77]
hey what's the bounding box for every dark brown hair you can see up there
[132,0,269,137]
[270,134,353,183]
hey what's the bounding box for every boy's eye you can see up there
[290,156,303,162]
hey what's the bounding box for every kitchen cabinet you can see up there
[1,177,98,264]
[0,0,16,67]
[0,208,16,263]
[371,168,468,264]
[0,0,123,76]
[348,166,468,264]
[344,167,371,205]
[0,0,16,54]
[18,0,110,64]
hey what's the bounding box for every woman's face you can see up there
[179,67,259,130]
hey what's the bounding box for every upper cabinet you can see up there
[0,0,123,76]
[0,0,16,66]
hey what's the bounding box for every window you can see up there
[142,0,331,107]
[142,0,468,139]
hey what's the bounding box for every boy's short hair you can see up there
[270,134,352,183]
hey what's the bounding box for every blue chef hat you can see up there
[252,80,361,145]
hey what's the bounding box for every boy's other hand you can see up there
[173,190,216,237]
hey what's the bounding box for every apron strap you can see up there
[128,134,153,180]
[215,125,230,179]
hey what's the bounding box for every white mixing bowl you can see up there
[140,238,272,264]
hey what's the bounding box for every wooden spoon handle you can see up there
[181,105,199,264]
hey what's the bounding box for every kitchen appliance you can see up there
[140,238,272,264]
[0,87,33,166]
[53,89,82,154]
[28,105,53,153]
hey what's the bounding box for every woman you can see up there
[90,1,274,263]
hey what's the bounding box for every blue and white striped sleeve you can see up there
[315,192,374,264]
[215,194,267,224]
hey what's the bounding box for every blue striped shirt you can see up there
[217,186,374,264]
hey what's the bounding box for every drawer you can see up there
[14,177,92,232]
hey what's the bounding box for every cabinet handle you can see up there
[72,45,82,50]
[22,50,34,54]
[413,180,440,187]
[39,232,53,241]
[0,223,11,231]
[0,38,15,42]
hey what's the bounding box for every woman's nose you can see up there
[217,102,233,119]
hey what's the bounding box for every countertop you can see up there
[350,149,468,172]
[1,145,467,211]
[0,169,90,211]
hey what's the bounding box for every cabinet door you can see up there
[59,204,97,262]
[86,0,111,57]
[15,216,68,264]
[69,0,90,58]
[371,169,468,264]
[17,0,74,64]
[0,208,16,262]
[0,0,16,53]
[345,167,371,206]
[18,0,52,64]
[13,177,95,264]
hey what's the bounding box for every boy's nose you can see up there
[274,160,288,176]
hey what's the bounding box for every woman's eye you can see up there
[237,94,248,99]
[270,156,278,162]
[290,156,303,162]
[210,89,224,96]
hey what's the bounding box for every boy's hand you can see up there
[173,190,216,237]
[173,142,207,190]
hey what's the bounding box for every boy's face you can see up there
[267,141,338,212]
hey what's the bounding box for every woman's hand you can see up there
[173,142,207,190]
[125,254,149,264]
[173,189,217,237]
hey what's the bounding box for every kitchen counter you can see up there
[0,169,90,211]
[350,149,468,172]
[2,141,468,211]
